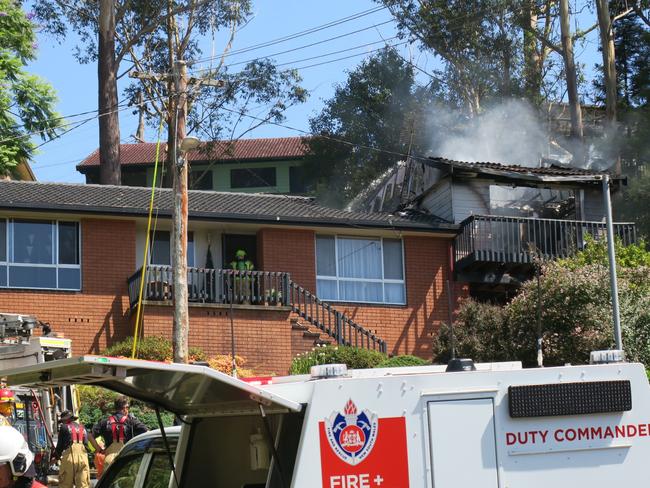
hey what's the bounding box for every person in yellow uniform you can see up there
[93,397,147,469]
[0,388,16,427]
[52,411,101,488]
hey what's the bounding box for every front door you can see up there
[428,397,499,487]
[222,234,257,270]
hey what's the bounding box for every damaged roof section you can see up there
[427,157,626,185]
[350,156,625,217]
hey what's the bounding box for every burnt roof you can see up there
[427,157,623,184]
[77,137,308,172]
[0,180,455,232]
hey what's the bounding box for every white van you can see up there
[2,355,649,487]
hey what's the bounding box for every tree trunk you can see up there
[596,0,620,174]
[596,0,617,123]
[559,0,584,143]
[523,0,541,103]
[98,0,121,185]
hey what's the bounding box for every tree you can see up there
[34,1,306,186]
[304,48,445,207]
[378,0,522,115]
[0,0,61,174]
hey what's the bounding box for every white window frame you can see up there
[0,219,82,291]
[316,235,406,305]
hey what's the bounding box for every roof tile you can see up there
[78,137,308,168]
[0,180,453,232]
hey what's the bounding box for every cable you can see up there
[188,5,388,65]
[188,20,396,75]
[131,115,165,359]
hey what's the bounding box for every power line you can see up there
[188,20,396,75]
[188,5,388,66]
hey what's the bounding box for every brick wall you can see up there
[257,228,316,290]
[331,236,452,359]
[258,229,455,360]
[0,218,135,354]
[140,305,294,374]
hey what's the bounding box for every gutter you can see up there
[0,202,459,234]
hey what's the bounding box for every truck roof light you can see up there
[310,364,348,379]
[590,349,625,365]
[446,358,476,372]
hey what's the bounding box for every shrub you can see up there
[432,299,510,364]
[376,355,428,368]
[434,259,650,369]
[207,354,255,378]
[559,235,650,269]
[77,385,173,431]
[290,345,387,374]
[101,336,206,362]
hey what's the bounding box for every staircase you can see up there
[288,281,387,353]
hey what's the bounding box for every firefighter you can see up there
[230,249,254,271]
[0,388,15,426]
[0,425,46,488]
[52,411,100,488]
[93,397,147,468]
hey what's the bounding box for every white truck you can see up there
[0,353,648,487]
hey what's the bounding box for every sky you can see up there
[26,1,602,183]
[28,1,407,183]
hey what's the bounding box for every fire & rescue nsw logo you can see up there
[324,399,379,465]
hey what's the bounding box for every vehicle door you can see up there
[97,434,179,488]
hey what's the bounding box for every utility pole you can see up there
[172,59,190,364]
[130,63,222,364]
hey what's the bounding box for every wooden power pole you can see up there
[172,59,189,364]
[130,62,223,364]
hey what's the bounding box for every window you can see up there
[142,453,174,488]
[189,169,213,190]
[101,453,144,488]
[316,235,405,304]
[289,165,309,194]
[0,220,81,290]
[230,167,276,189]
[121,169,148,187]
[149,231,194,266]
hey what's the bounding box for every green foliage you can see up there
[559,235,650,269]
[289,345,387,375]
[376,355,428,368]
[434,260,650,369]
[304,48,446,207]
[77,385,173,431]
[617,171,650,240]
[101,336,206,362]
[0,0,61,171]
[433,300,512,364]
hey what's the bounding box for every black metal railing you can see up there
[289,282,387,353]
[127,265,388,353]
[127,266,290,308]
[455,215,637,266]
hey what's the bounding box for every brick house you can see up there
[0,180,458,374]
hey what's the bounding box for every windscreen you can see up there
[181,411,304,488]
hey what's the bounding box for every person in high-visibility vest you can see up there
[0,388,15,427]
[52,411,101,488]
[92,397,147,469]
[0,425,47,488]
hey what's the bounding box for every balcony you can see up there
[127,266,290,308]
[454,215,636,281]
[127,265,387,353]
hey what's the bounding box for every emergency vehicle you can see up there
[0,313,76,481]
[0,352,647,487]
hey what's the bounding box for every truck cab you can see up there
[1,355,648,487]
